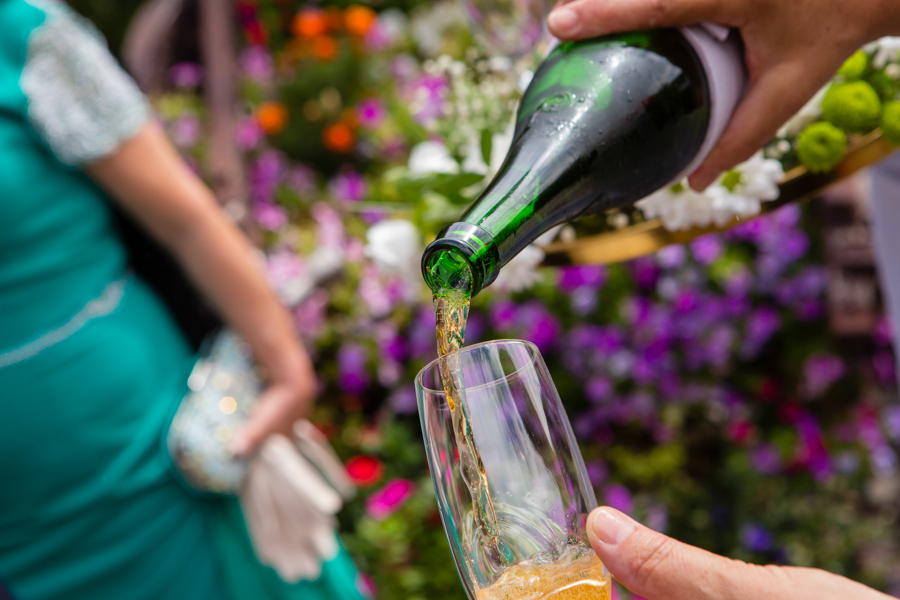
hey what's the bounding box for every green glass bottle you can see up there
[422,26,745,297]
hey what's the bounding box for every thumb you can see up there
[548,0,732,40]
[587,507,749,600]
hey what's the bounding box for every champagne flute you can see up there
[416,339,611,600]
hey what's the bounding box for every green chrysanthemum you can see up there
[868,70,900,102]
[882,102,900,144]
[821,81,882,132]
[837,50,868,81]
[796,122,848,172]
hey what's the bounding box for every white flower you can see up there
[459,124,515,176]
[737,152,784,201]
[777,85,828,138]
[872,37,900,69]
[411,3,466,57]
[491,244,544,293]
[637,152,783,231]
[365,219,423,291]
[407,140,459,177]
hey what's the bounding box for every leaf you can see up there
[480,128,493,166]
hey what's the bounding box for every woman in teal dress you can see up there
[0,2,366,599]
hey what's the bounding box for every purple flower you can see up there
[286,164,317,196]
[409,307,437,361]
[630,257,659,289]
[490,300,518,332]
[338,343,370,395]
[294,289,328,340]
[884,406,900,442]
[249,150,285,204]
[656,244,686,269]
[749,443,781,475]
[586,377,613,404]
[236,116,265,151]
[521,306,560,353]
[605,484,633,515]
[253,203,287,231]
[690,234,724,265]
[357,98,387,129]
[874,317,894,346]
[740,307,781,359]
[741,522,773,552]
[266,249,304,286]
[723,267,753,297]
[366,479,416,519]
[329,170,367,203]
[171,115,201,149]
[559,265,607,293]
[802,352,846,398]
[585,461,608,487]
[408,74,449,124]
[170,62,203,88]
[240,46,274,81]
[388,385,418,415]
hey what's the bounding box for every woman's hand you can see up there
[548,0,900,189]
[586,507,892,600]
[86,123,316,456]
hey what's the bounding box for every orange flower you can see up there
[312,36,338,61]
[256,102,289,135]
[323,122,355,153]
[291,8,329,38]
[344,5,377,36]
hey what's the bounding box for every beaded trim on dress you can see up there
[20,0,150,166]
[0,278,127,369]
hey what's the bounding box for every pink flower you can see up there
[240,46,274,81]
[287,164,317,196]
[236,116,265,151]
[801,352,846,398]
[366,479,416,519]
[253,203,287,231]
[329,170,367,203]
[171,115,201,149]
[169,62,203,88]
[356,98,386,129]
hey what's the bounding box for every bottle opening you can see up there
[421,223,500,297]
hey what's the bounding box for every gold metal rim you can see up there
[541,131,897,266]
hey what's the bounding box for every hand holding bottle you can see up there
[586,507,892,600]
[548,0,900,189]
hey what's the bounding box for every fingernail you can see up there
[548,8,578,34]
[592,508,636,546]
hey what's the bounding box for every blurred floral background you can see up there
[74,0,900,597]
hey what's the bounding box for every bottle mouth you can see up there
[421,223,499,297]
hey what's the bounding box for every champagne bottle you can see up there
[422,26,745,297]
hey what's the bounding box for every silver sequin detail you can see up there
[0,278,127,369]
[21,0,150,166]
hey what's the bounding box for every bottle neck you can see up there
[422,223,500,296]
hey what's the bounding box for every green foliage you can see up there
[868,70,900,102]
[796,122,847,172]
[837,50,869,81]
[881,101,900,144]
[822,81,883,133]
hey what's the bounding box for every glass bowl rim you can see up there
[415,338,541,395]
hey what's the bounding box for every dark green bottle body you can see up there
[423,29,711,296]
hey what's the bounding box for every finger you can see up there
[548,0,732,40]
[587,507,756,600]
[232,384,312,457]
[688,61,826,189]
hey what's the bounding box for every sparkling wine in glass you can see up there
[416,339,611,600]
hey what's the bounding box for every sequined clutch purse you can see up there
[167,329,260,494]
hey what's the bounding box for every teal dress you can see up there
[0,2,365,599]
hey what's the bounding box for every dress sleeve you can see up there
[20,1,150,167]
